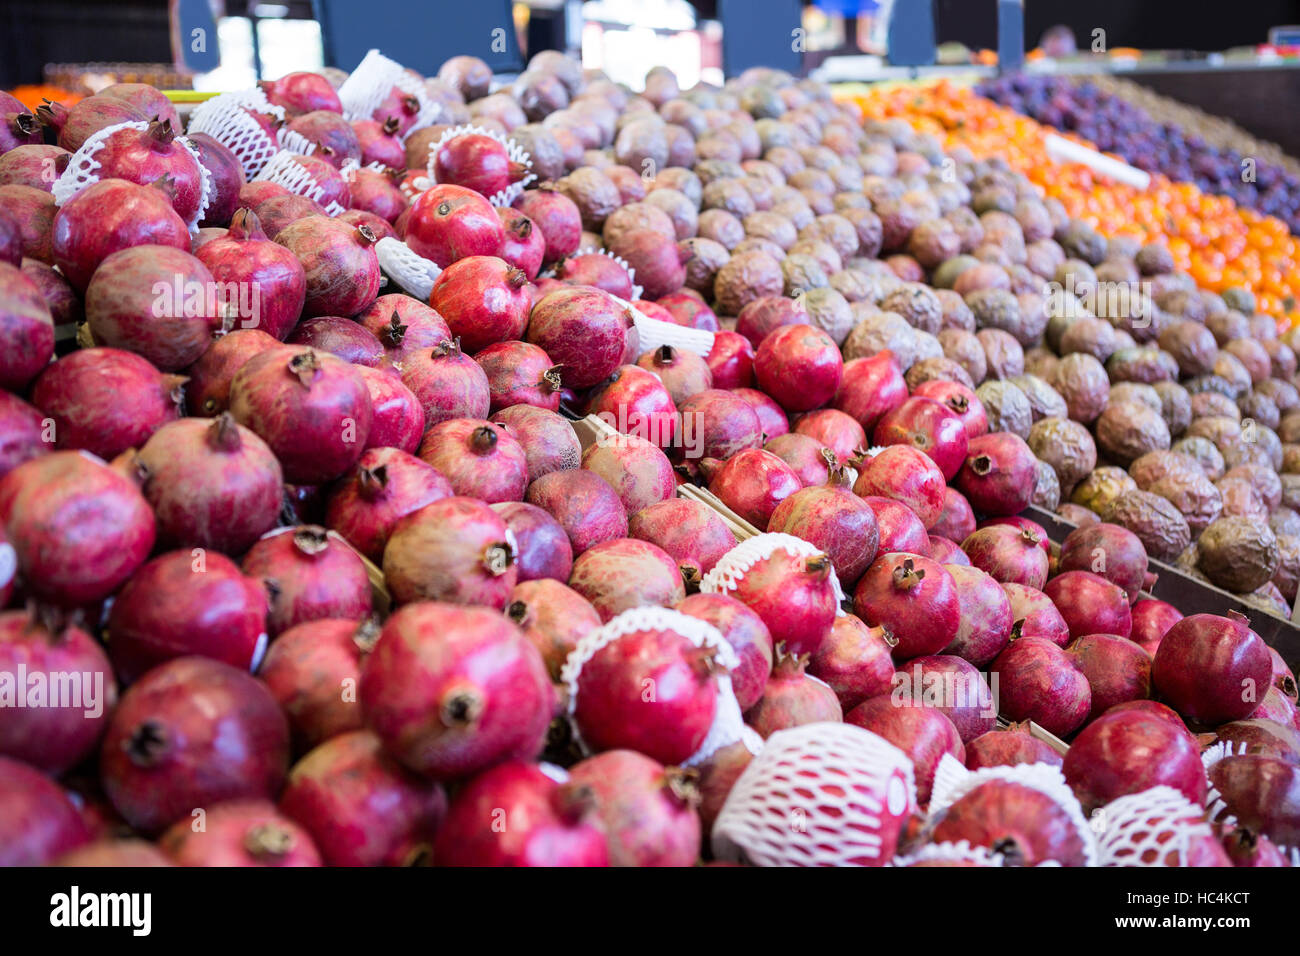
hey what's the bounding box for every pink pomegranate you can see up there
[587,365,678,448]
[400,338,491,426]
[764,434,832,486]
[754,323,843,412]
[1058,522,1149,604]
[931,487,977,544]
[80,119,205,223]
[264,72,343,116]
[569,538,686,622]
[964,723,1064,770]
[1002,582,1071,646]
[912,379,988,439]
[242,526,372,634]
[433,761,609,866]
[346,167,407,223]
[0,94,42,155]
[556,252,635,298]
[1063,709,1207,812]
[1208,755,1300,850]
[806,614,897,711]
[0,144,69,191]
[42,94,144,153]
[434,132,529,199]
[955,431,1038,517]
[354,365,424,452]
[0,610,116,774]
[1128,599,1183,656]
[1066,633,1153,722]
[612,228,689,299]
[675,592,773,712]
[360,602,553,778]
[768,470,880,588]
[417,418,528,503]
[353,117,406,169]
[733,387,791,440]
[570,619,721,764]
[253,193,326,238]
[85,245,220,371]
[0,391,47,478]
[490,404,581,478]
[108,549,268,680]
[0,184,56,263]
[834,351,908,431]
[0,756,91,865]
[506,579,601,680]
[702,331,754,390]
[735,295,802,349]
[629,499,736,586]
[929,536,968,565]
[160,799,321,867]
[581,436,675,514]
[230,347,373,484]
[496,206,546,278]
[257,617,375,748]
[383,496,519,607]
[188,133,246,228]
[636,345,713,406]
[526,469,628,555]
[990,636,1092,737]
[853,553,960,661]
[746,647,843,737]
[286,111,361,169]
[324,449,451,562]
[928,779,1090,866]
[357,295,453,364]
[1152,612,1273,725]
[515,186,582,262]
[659,291,720,332]
[861,496,930,556]
[705,448,801,529]
[99,657,289,833]
[276,216,380,318]
[853,445,946,529]
[525,285,631,389]
[195,209,306,339]
[678,389,765,460]
[874,396,969,481]
[942,565,1015,667]
[1044,571,1133,641]
[406,183,504,268]
[279,730,448,867]
[430,255,532,354]
[793,408,866,463]
[567,750,701,866]
[845,697,964,805]
[31,348,182,461]
[961,524,1049,589]
[0,452,155,605]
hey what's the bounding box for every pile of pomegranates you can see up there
[0,51,1296,870]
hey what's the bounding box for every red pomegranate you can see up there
[853,445,946,529]
[79,119,206,223]
[845,696,964,806]
[242,526,373,635]
[569,537,687,621]
[955,431,1038,517]
[506,579,601,679]
[195,209,306,340]
[1129,598,1183,656]
[580,435,675,514]
[418,418,528,503]
[492,502,573,583]
[1002,582,1071,646]
[961,524,1049,589]
[1152,612,1273,725]
[807,614,897,711]
[525,285,631,389]
[942,565,1014,667]
[861,496,930,555]
[325,447,452,562]
[853,553,960,660]
[276,216,381,318]
[678,389,765,460]
[515,185,583,262]
[990,636,1092,737]
[733,387,791,440]
[434,132,530,199]
[496,206,546,278]
[586,365,678,448]
[400,338,491,427]
[964,723,1064,770]
[912,379,988,440]
[159,800,321,867]
[1057,522,1149,604]
[928,779,1091,866]
[636,345,713,406]
[430,255,532,353]
[767,469,880,588]
[1044,571,1133,641]
[405,183,504,268]
[1063,709,1208,812]
[834,351,908,431]
[754,323,843,412]
[746,647,843,737]
[263,72,342,116]
[382,496,519,608]
[0,756,91,865]
[629,499,737,586]
[874,396,969,481]
[526,467,628,556]
[705,448,801,529]
[0,264,53,391]
[793,408,866,463]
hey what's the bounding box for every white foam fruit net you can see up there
[251,150,346,216]
[616,296,715,357]
[700,532,847,612]
[893,839,1005,868]
[277,127,318,157]
[187,89,285,179]
[337,49,442,140]
[925,755,1099,867]
[711,722,916,867]
[375,237,442,300]
[425,124,536,207]
[1095,786,1216,867]
[51,120,213,232]
[558,606,744,768]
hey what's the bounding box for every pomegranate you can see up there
[942,565,1015,667]
[931,487,977,544]
[746,647,842,737]
[354,365,424,452]
[253,193,326,237]
[1221,827,1292,867]
[0,144,69,191]
[765,434,833,486]
[1131,599,1183,657]
[912,378,989,440]
[629,499,736,586]
[556,252,635,298]
[0,610,116,774]
[767,468,880,588]
[1063,710,1208,813]
[964,723,1064,770]
[678,389,764,460]
[1044,571,1133,641]
[0,756,91,865]
[286,111,361,168]
[862,496,930,556]
[754,323,843,412]
[636,345,713,406]
[430,255,531,353]
[85,245,221,371]
[852,552,961,662]
[0,452,155,605]
[405,183,504,268]
[99,657,289,833]
[506,579,602,680]
[660,292,720,332]
[434,132,529,199]
[400,338,491,426]
[990,636,1092,737]
[188,133,246,228]
[1208,755,1300,850]
[525,469,628,555]
[581,435,675,514]
[0,184,56,262]
[160,799,321,867]
[1066,633,1153,722]
[733,387,791,441]
[705,448,801,529]
[263,72,342,116]
[1152,612,1273,724]
[183,329,282,416]
[346,167,406,222]
[844,696,964,805]
[515,186,583,262]
[195,209,306,340]
[525,285,630,389]
[675,592,774,712]
[955,432,1038,517]
[0,391,47,478]
[137,413,283,554]
[961,524,1049,589]
[242,526,372,634]
[32,348,183,460]
[1002,582,1071,647]
[874,396,970,481]
[0,94,42,155]
[486,501,570,583]
[806,614,897,711]
[279,730,447,867]
[569,537,687,621]
[927,778,1091,866]
[491,404,580,478]
[229,347,373,484]
[735,295,802,349]
[568,615,722,764]
[566,750,700,867]
[834,352,908,431]
[1211,718,1300,762]
[353,118,406,170]
[496,206,546,278]
[360,602,553,778]
[108,549,267,680]
[43,94,144,153]
[853,445,946,528]
[612,229,690,299]
[587,365,679,448]
[51,178,190,292]
[276,216,380,318]
[382,496,518,608]
[418,418,528,503]
[433,761,608,866]
[793,408,866,463]
[1058,522,1149,604]
[78,119,206,224]
[357,295,453,366]
[258,616,376,748]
